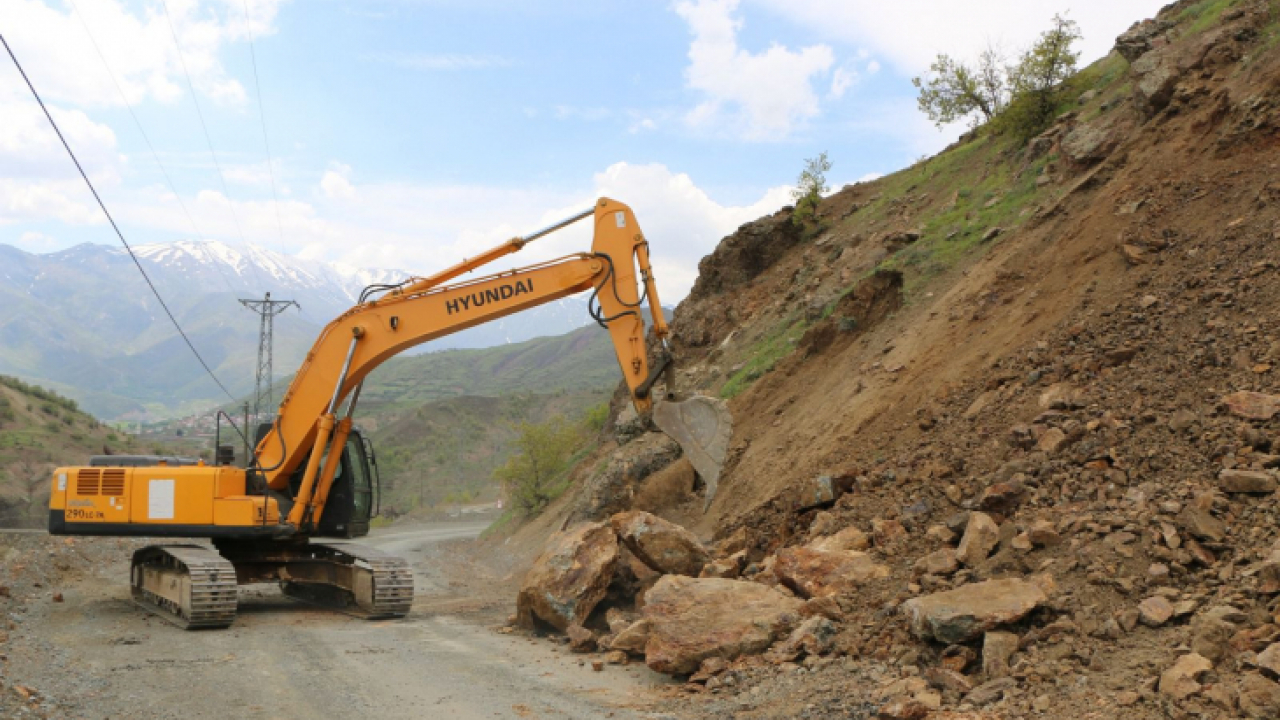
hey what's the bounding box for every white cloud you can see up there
[320,164,356,200]
[0,100,123,227]
[675,0,835,140]
[0,0,284,109]
[553,105,613,122]
[750,0,1169,76]
[101,160,792,301]
[829,66,857,99]
[629,117,658,133]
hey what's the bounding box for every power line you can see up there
[66,0,239,297]
[157,0,252,251]
[1,32,237,402]
[241,0,287,256]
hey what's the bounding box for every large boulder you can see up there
[573,433,681,520]
[1061,115,1124,165]
[516,522,619,631]
[611,510,710,577]
[773,546,889,599]
[642,576,803,675]
[902,577,1052,644]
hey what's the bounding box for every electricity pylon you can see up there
[239,292,299,419]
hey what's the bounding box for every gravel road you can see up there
[2,522,676,719]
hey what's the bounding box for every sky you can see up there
[0,0,1168,301]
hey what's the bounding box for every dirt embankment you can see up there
[493,1,1280,717]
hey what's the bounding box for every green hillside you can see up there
[0,376,146,527]
[358,323,623,411]
[358,325,626,514]
[367,390,609,515]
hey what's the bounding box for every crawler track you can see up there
[130,545,238,629]
[280,542,414,619]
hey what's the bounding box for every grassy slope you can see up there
[0,378,144,526]
[709,27,1154,399]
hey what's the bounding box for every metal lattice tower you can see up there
[238,292,299,419]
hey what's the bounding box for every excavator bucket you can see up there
[652,396,732,511]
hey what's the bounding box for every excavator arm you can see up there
[253,198,675,528]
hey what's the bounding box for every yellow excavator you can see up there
[46,199,731,628]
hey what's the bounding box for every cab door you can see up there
[314,431,374,538]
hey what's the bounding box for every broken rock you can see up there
[1219,469,1277,494]
[609,618,651,655]
[1223,391,1280,421]
[982,631,1019,679]
[769,615,836,661]
[774,546,890,598]
[642,576,803,675]
[516,522,619,631]
[611,510,709,577]
[1160,653,1213,700]
[567,623,596,653]
[956,512,1000,567]
[1139,596,1175,627]
[1258,643,1280,678]
[902,577,1051,644]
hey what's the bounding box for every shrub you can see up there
[791,152,831,227]
[493,416,582,515]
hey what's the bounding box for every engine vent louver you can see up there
[100,469,125,496]
[76,469,100,495]
[75,468,125,496]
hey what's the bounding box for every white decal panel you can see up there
[148,479,175,520]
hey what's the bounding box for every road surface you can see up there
[4,522,675,719]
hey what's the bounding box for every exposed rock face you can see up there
[1132,52,1180,116]
[516,522,619,631]
[574,433,681,521]
[642,576,803,675]
[1115,18,1170,62]
[610,510,709,577]
[673,210,803,349]
[902,577,1051,644]
[685,210,803,301]
[773,546,890,599]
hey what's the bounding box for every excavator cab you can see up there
[279,428,379,539]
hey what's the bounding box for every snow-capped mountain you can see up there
[0,240,596,419]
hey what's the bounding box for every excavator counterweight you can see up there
[47,198,731,628]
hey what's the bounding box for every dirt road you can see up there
[2,523,675,719]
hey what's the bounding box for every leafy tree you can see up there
[912,45,1008,128]
[914,14,1082,141]
[791,151,831,227]
[494,416,581,515]
[999,13,1083,139]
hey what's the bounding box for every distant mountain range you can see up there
[0,240,595,420]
